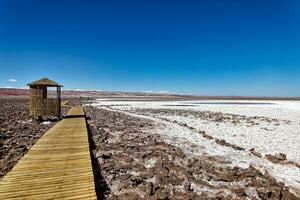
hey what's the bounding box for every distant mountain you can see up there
[0,88,187,99]
[0,88,30,96]
[0,88,299,100]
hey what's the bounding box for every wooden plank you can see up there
[66,106,85,117]
[0,106,97,199]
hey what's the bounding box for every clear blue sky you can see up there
[0,0,299,96]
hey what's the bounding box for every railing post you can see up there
[57,86,61,118]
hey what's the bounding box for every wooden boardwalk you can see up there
[66,106,85,117]
[0,107,97,199]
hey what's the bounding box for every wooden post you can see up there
[57,86,61,117]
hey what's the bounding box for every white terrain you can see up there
[89,99,300,198]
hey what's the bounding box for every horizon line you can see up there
[1,87,300,99]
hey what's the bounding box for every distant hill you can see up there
[0,88,189,99]
[0,88,29,96]
[0,88,299,100]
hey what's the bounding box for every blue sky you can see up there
[0,0,300,96]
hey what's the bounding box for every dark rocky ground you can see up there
[85,106,298,200]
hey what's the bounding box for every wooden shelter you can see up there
[27,77,63,118]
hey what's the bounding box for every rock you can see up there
[157,190,169,200]
[250,148,262,158]
[215,139,245,150]
[280,188,300,200]
[144,182,155,196]
[119,174,131,181]
[239,165,261,179]
[275,153,287,160]
[265,153,287,163]
[42,121,51,125]
[130,176,143,186]
[184,182,193,192]
[96,152,112,159]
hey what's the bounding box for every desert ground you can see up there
[86,99,300,199]
[1,90,300,199]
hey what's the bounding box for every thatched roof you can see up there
[27,77,63,87]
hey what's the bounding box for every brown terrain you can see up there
[0,88,300,199]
